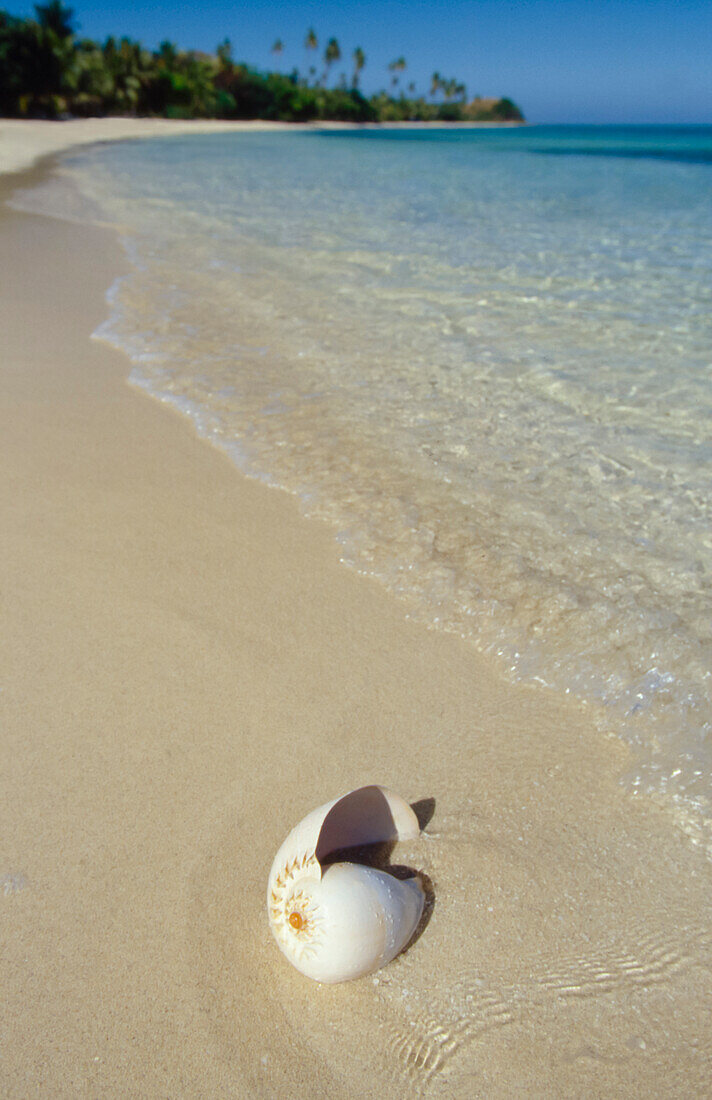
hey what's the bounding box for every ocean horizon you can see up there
[19,123,712,853]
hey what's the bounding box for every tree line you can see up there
[0,4,524,124]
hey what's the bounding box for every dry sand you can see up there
[0,117,303,175]
[1,123,711,1098]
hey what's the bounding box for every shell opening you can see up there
[314,785,421,868]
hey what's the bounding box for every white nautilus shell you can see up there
[267,785,425,983]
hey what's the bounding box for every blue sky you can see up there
[16,0,712,123]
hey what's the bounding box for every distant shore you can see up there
[0,116,523,175]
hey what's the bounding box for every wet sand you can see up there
[1,131,711,1097]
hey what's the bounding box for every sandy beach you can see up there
[0,118,313,174]
[1,121,711,1098]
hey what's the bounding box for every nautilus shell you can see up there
[267,785,425,983]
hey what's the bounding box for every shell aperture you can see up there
[267,786,425,983]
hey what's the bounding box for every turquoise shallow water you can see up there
[22,125,712,850]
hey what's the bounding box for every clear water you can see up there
[30,125,712,850]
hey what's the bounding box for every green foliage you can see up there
[214,64,376,123]
[0,6,524,123]
[99,36,150,115]
[0,3,79,116]
[462,96,525,122]
[491,97,524,122]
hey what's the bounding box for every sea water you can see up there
[25,125,712,850]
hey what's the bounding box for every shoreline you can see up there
[0,116,524,176]
[2,150,711,1096]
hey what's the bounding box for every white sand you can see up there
[0,117,305,175]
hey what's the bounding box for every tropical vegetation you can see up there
[0,3,524,124]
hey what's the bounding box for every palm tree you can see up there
[216,38,232,71]
[16,1,80,115]
[443,77,464,102]
[323,36,340,85]
[271,38,284,58]
[388,56,406,89]
[352,46,365,88]
[157,40,177,68]
[102,34,145,113]
[430,71,441,100]
[35,0,74,39]
[304,27,317,83]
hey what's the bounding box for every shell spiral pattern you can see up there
[269,851,325,968]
